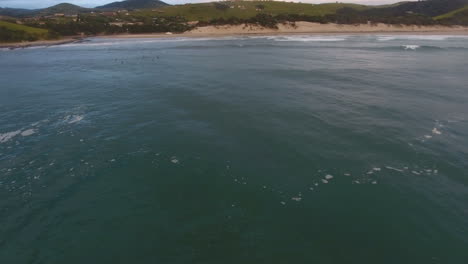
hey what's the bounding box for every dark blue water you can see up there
[1,34,468,263]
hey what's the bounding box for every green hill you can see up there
[361,0,468,17]
[37,3,91,15]
[0,7,36,17]
[0,21,51,42]
[134,1,368,21]
[96,0,169,10]
[435,5,468,20]
[435,5,468,25]
[0,3,91,18]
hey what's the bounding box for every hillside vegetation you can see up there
[134,2,368,21]
[97,0,168,10]
[0,21,54,42]
[37,3,91,15]
[435,5,468,20]
[435,5,468,25]
[362,0,468,17]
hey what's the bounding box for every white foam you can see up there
[21,129,36,137]
[411,171,421,175]
[385,166,403,172]
[291,197,302,202]
[424,135,433,139]
[373,168,381,171]
[171,157,179,164]
[403,45,420,50]
[64,115,84,124]
[432,128,442,135]
[272,36,346,42]
[378,35,466,41]
[59,42,118,48]
[321,179,329,184]
[344,173,351,176]
[0,130,22,143]
[325,174,334,180]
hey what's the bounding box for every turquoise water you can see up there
[1,35,468,263]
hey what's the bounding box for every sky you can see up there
[0,0,417,9]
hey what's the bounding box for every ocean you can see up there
[1,34,468,263]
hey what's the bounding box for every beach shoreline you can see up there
[103,22,468,39]
[2,23,468,48]
[0,37,83,50]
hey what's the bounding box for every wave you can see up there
[267,36,347,42]
[359,45,446,51]
[0,130,22,143]
[0,128,36,143]
[401,45,446,51]
[59,42,118,48]
[167,43,281,49]
[63,114,84,124]
[377,35,468,41]
[402,44,420,50]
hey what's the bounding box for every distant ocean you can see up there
[1,35,468,263]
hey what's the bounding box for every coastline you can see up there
[0,37,83,50]
[105,23,468,39]
[2,23,468,48]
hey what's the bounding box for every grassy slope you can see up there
[133,2,368,21]
[0,21,50,42]
[0,21,48,34]
[434,5,468,20]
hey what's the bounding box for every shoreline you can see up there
[0,37,83,50]
[104,23,468,39]
[104,30,468,40]
[2,23,468,48]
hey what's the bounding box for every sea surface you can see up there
[1,35,468,263]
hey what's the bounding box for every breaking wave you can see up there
[377,35,468,41]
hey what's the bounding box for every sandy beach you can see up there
[187,22,468,35]
[107,22,468,39]
[2,23,468,48]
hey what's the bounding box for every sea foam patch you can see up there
[377,35,467,41]
[0,130,22,143]
[64,115,84,124]
[402,45,420,50]
[20,129,36,137]
[270,35,347,42]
